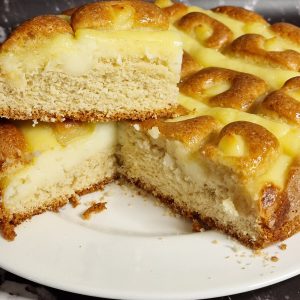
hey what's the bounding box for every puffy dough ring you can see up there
[227,34,300,71]
[201,121,279,178]
[162,2,188,23]
[1,16,73,51]
[177,12,233,49]
[271,22,300,46]
[138,115,220,152]
[260,77,300,124]
[212,6,267,24]
[179,67,268,111]
[71,1,169,31]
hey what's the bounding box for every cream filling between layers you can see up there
[3,123,117,213]
[0,30,183,89]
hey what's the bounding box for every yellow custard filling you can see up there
[0,29,183,83]
[1,122,117,196]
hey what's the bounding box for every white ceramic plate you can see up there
[0,183,299,300]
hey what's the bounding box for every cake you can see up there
[118,0,300,249]
[0,1,182,122]
[1,0,300,249]
[0,121,117,240]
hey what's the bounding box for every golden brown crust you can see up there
[180,51,202,81]
[177,12,233,49]
[137,115,220,151]
[71,1,169,31]
[257,157,300,247]
[172,105,191,117]
[259,184,287,230]
[1,16,73,51]
[0,176,114,241]
[0,122,26,172]
[201,121,279,179]
[179,67,268,111]
[271,22,300,45]
[260,76,300,124]
[163,2,188,23]
[0,105,179,122]
[212,6,267,24]
[227,34,300,71]
[1,1,170,52]
[279,157,300,223]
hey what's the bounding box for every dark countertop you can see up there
[0,0,300,299]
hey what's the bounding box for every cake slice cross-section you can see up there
[0,1,183,122]
[0,121,117,240]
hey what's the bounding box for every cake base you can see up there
[0,177,114,241]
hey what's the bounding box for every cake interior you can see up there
[0,122,117,240]
[0,29,183,121]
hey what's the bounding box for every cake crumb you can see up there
[2,223,16,241]
[32,119,39,127]
[133,124,140,131]
[211,240,218,244]
[69,195,80,208]
[271,256,279,262]
[279,243,287,251]
[82,202,107,220]
[253,249,262,256]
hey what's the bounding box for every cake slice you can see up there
[118,108,300,248]
[0,1,183,122]
[0,121,117,240]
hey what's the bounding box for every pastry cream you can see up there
[0,29,182,87]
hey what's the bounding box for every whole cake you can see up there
[1,0,300,249]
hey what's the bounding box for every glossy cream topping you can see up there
[218,134,248,157]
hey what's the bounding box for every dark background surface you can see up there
[1,0,300,299]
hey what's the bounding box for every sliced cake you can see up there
[118,1,300,248]
[0,121,117,240]
[0,1,183,122]
[2,1,300,249]
[118,107,300,248]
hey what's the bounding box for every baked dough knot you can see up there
[177,12,233,50]
[212,6,267,24]
[1,16,73,51]
[179,67,268,111]
[71,0,169,31]
[162,2,188,23]
[227,34,300,71]
[259,76,300,125]
[137,115,220,152]
[201,121,279,179]
[271,22,300,45]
